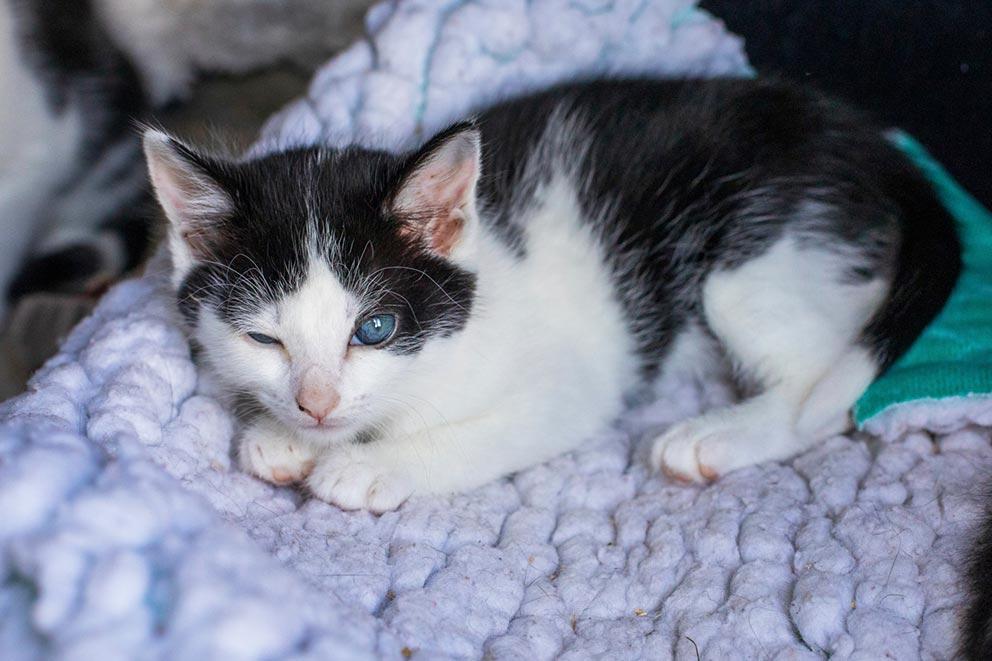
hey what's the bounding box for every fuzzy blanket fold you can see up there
[1,1,987,659]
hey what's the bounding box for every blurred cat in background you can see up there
[0,0,371,316]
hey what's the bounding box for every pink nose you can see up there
[296,387,340,422]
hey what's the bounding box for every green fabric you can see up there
[854,132,992,425]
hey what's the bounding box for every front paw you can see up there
[649,407,796,483]
[649,412,757,483]
[307,445,414,513]
[238,421,316,486]
[650,417,729,483]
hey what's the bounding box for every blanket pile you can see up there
[1,1,986,659]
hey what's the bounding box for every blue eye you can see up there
[350,314,396,346]
[247,332,280,345]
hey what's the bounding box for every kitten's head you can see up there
[143,125,481,441]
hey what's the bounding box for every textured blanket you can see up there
[0,1,985,659]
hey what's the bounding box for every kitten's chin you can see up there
[293,420,359,446]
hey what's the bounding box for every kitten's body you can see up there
[145,78,960,511]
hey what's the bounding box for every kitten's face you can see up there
[143,125,481,442]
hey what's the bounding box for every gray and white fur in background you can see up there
[0,0,373,316]
[94,0,375,105]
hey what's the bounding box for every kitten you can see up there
[144,78,960,512]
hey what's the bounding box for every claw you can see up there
[660,463,696,484]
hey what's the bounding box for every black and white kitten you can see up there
[143,78,960,512]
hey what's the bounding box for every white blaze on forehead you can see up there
[277,261,358,367]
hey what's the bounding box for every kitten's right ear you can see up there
[142,130,233,278]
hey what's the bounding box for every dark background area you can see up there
[700,0,992,208]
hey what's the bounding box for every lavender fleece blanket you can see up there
[0,1,985,659]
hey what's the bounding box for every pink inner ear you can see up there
[161,182,193,219]
[398,158,475,213]
[154,163,228,223]
[429,211,466,256]
[145,132,233,261]
[394,148,478,256]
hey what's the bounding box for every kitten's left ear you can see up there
[143,130,234,283]
[390,122,481,259]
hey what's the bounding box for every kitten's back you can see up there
[473,78,959,373]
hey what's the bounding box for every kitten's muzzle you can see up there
[295,368,341,424]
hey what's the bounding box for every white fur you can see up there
[238,417,317,485]
[196,260,395,435]
[650,237,886,481]
[656,321,728,390]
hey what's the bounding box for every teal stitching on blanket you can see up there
[855,132,992,425]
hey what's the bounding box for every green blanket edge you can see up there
[854,132,992,425]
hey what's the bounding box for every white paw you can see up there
[649,409,795,483]
[238,424,316,486]
[307,445,414,513]
[650,417,727,483]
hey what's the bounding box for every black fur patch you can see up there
[7,244,103,299]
